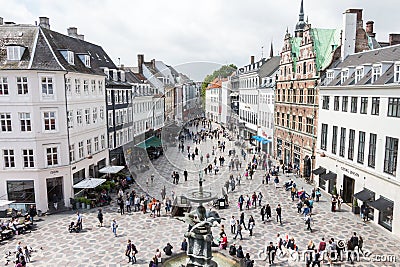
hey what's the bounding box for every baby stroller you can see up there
[68,222,81,233]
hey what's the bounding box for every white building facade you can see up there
[0,19,110,212]
[316,45,400,237]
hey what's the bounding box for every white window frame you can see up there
[98,80,104,94]
[101,134,105,149]
[341,69,349,84]
[78,141,84,159]
[92,107,97,124]
[108,111,113,127]
[83,79,89,94]
[67,110,73,129]
[91,80,96,93]
[99,107,104,121]
[84,55,91,68]
[19,112,31,132]
[355,67,364,84]
[77,109,83,125]
[69,144,75,162]
[394,63,400,83]
[94,137,99,152]
[43,111,57,132]
[67,51,74,65]
[7,46,24,61]
[372,64,382,83]
[41,77,54,97]
[87,139,92,155]
[0,113,12,132]
[75,79,81,94]
[0,77,9,95]
[45,146,59,167]
[85,109,90,125]
[16,77,28,95]
[22,149,34,168]
[3,149,15,168]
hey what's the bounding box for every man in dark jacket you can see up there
[163,243,173,256]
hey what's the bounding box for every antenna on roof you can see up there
[261,46,264,59]
[118,57,121,67]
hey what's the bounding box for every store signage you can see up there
[50,170,59,175]
[341,166,360,177]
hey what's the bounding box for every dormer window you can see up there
[372,64,382,83]
[7,46,25,61]
[59,50,74,65]
[103,68,110,79]
[112,70,118,81]
[77,54,91,68]
[341,69,349,84]
[394,63,400,83]
[326,71,334,84]
[120,71,125,82]
[355,67,364,83]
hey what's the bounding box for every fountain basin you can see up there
[162,252,241,267]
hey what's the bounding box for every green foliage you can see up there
[332,185,337,196]
[201,64,237,101]
[353,198,359,207]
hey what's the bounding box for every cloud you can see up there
[1,0,398,80]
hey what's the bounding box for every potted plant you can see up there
[85,198,91,209]
[352,198,360,214]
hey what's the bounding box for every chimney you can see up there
[77,34,84,41]
[120,64,125,70]
[0,17,3,26]
[389,34,400,46]
[366,21,375,37]
[341,9,359,59]
[151,59,156,69]
[38,17,50,29]
[67,27,78,37]
[250,56,255,64]
[137,54,144,74]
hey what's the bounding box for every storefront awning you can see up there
[354,188,375,202]
[320,171,337,180]
[135,136,162,149]
[369,197,394,211]
[252,135,272,144]
[312,166,326,175]
[0,200,15,207]
[73,178,106,189]
[99,165,125,174]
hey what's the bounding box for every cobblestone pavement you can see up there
[1,124,400,266]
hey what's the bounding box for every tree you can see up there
[201,64,237,102]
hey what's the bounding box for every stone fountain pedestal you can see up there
[185,224,217,267]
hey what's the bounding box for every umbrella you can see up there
[73,178,106,189]
[99,165,124,174]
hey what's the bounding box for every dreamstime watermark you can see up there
[255,245,396,263]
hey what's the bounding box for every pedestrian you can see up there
[265,204,272,221]
[276,204,282,225]
[274,175,279,188]
[236,245,245,258]
[97,209,103,227]
[258,192,263,207]
[358,236,364,254]
[126,240,132,263]
[260,206,266,222]
[118,197,125,215]
[297,200,303,214]
[230,216,236,234]
[248,215,255,236]
[337,195,343,211]
[315,188,321,202]
[267,242,276,265]
[239,212,247,229]
[181,238,188,251]
[111,219,118,237]
[233,220,243,240]
[163,243,173,256]
[305,214,312,232]
[331,196,337,212]
[238,195,244,211]
[126,198,131,213]
[131,243,138,264]
[318,237,326,253]
[23,246,30,263]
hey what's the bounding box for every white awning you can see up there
[99,165,125,174]
[0,200,14,207]
[230,92,239,97]
[73,178,106,189]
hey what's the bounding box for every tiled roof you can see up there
[0,24,38,70]
[258,56,280,77]
[336,44,400,68]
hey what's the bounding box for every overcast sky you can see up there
[2,0,399,80]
